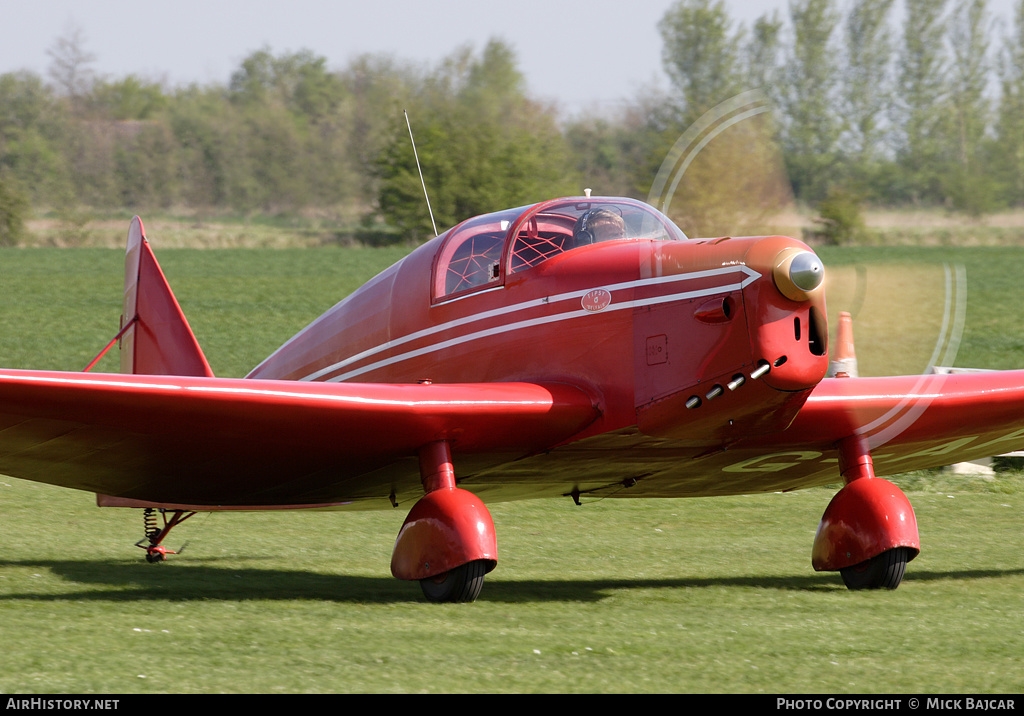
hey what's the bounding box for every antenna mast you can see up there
[404,109,438,237]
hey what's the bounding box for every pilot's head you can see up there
[573,208,626,247]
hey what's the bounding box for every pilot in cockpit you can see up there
[571,208,626,248]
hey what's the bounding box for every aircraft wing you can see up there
[786,371,1024,454]
[0,369,599,508]
[734,370,1024,484]
[466,369,1024,501]
[4,367,1023,509]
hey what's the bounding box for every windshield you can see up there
[508,198,688,273]
[433,198,688,301]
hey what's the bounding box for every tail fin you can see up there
[120,217,214,377]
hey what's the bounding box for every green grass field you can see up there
[1,241,1022,693]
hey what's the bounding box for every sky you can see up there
[0,0,1021,116]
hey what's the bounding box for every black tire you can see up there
[840,547,911,590]
[419,560,489,603]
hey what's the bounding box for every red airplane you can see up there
[2,196,1022,602]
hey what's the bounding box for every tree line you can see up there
[1,0,1023,246]
[660,0,1024,218]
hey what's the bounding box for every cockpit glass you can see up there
[508,199,688,273]
[433,198,688,300]
[435,206,526,298]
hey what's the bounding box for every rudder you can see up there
[120,217,213,377]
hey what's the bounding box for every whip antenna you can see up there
[404,109,438,237]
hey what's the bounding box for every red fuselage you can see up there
[248,198,830,498]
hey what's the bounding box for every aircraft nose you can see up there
[743,239,830,392]
[775,250,825,299]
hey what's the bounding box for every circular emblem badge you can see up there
[581,288,612,312]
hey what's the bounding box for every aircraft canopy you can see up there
[436,197,688,299]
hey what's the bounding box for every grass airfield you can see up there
[0,238,1022,693]
[2,476,1021,693]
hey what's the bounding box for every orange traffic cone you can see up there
[828,311,858,378]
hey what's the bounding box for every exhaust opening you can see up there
[807,307,827,357]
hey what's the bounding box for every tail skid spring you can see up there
[135,507,198,563]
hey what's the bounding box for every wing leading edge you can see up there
[448,369,1024,502]
[0,369,599,508]
[765,370,1024,478]
[632,370,1024,496]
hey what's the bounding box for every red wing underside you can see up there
[2,369,1024,509]
[0,370,597,509]
[452,370,1024,502]
[773,370,1024,477]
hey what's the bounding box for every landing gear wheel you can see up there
[840,547,911,590]
[419,560,489,603]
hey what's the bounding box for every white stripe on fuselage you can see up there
[303,265,762,383]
